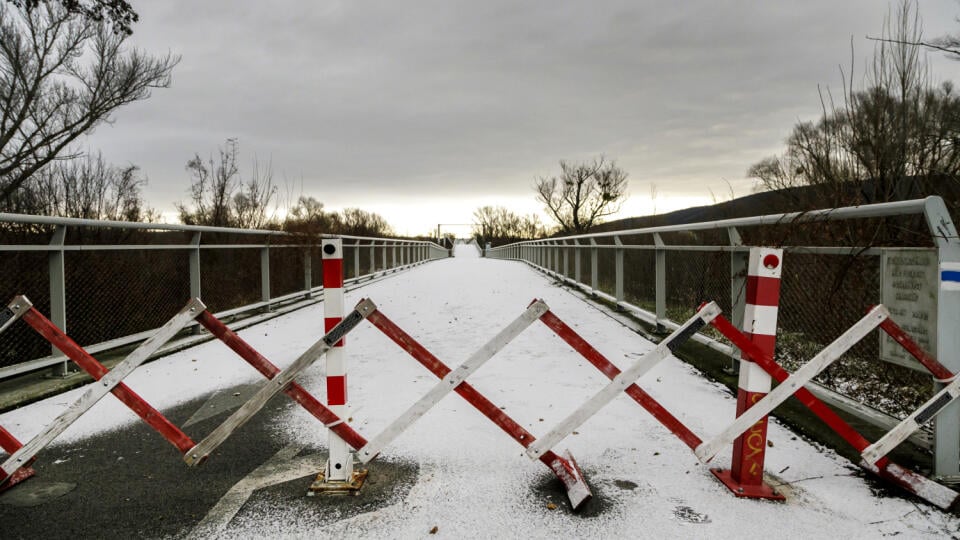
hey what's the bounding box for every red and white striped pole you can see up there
[322,238,353,483]
[712,247,784,499]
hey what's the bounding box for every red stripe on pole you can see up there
[195,310,367,450]
[325,317,345,347]
[323,259,344,289]
[21,308,196,454]
[327,375,347,405]
[745,276,781,307]
[538,310,703,450]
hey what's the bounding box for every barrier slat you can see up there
[184,299,376,466]
[710,311,960,511]
[20,306,195,454]
[364,306,592,510]
[878,316,955,382]
[0,424,33,487]
[357,300,549,462]
[195,310,368,451]
[694,305,888,463]
[527,302,721,460]
[538,309,702,450]
[862,377,960,464]
[0,298,205,477]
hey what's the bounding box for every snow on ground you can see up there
[3,242,960,538]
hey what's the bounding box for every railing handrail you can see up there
[0,212,446,248]
[493,197,936,246]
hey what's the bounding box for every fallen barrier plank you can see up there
[184,299,377,466]
[694,305,888,463]
[14,296,197,454]
[527,302,722,461]
[195,309,368,452]
[357,300,549,462]
[364,303,592,510]
[709,309,960,511]
[537,309,703,451]
[0,298,205,480]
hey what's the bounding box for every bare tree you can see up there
[340,207,392,237]
[535,157,628,234]
[177,139,278,228]
[472,205,547,245]
[8,1,137,34]
[0,3,178,203]
[4,151,153,220]
[750,0,960,208]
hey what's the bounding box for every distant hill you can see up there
[591,177,959,234]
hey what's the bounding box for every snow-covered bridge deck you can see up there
[0,244,957,538]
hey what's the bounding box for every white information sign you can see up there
[880,249,938,371]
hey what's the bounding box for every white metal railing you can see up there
[0,213,449,381]
[487,196,960,480]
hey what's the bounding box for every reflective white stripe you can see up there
[744,304,778,337]
[738,360,772,393]
[942,262,960,272]
[325,289,344,318]
[326,348,346,376]
[748,247,783,279]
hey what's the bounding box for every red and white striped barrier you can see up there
[183,299,375,465]
[0,295,204,489]
[527,303,721,460]
[362,301,593,510]
[707,307,960,511]
[709,247,783,499]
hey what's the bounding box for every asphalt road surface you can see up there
[0,381,419,539]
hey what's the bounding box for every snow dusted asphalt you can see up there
[2,243,959,538]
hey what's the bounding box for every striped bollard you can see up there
[310,238,366,495]
[711,247,785,500]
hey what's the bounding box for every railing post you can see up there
[653,233,666,333]
[260,243,271,309]
[189,232,201,300]
[614,236,624,305]
[562,240,569,278]
[392,242,397,269]
[354,241,361,279]
[924,197,960,479]
[370,241,377,274]
[573,240,581,284]
[553,241,560,274]
[382,243,388,271]
[728,227,747,371]
[48,225,68,377]
[590,238,598,293]
[303,247,312,299]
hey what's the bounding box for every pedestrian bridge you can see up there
[0,199,958,537]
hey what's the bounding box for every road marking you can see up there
[191,444,323,535]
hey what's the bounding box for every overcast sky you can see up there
[85,1,960,235]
